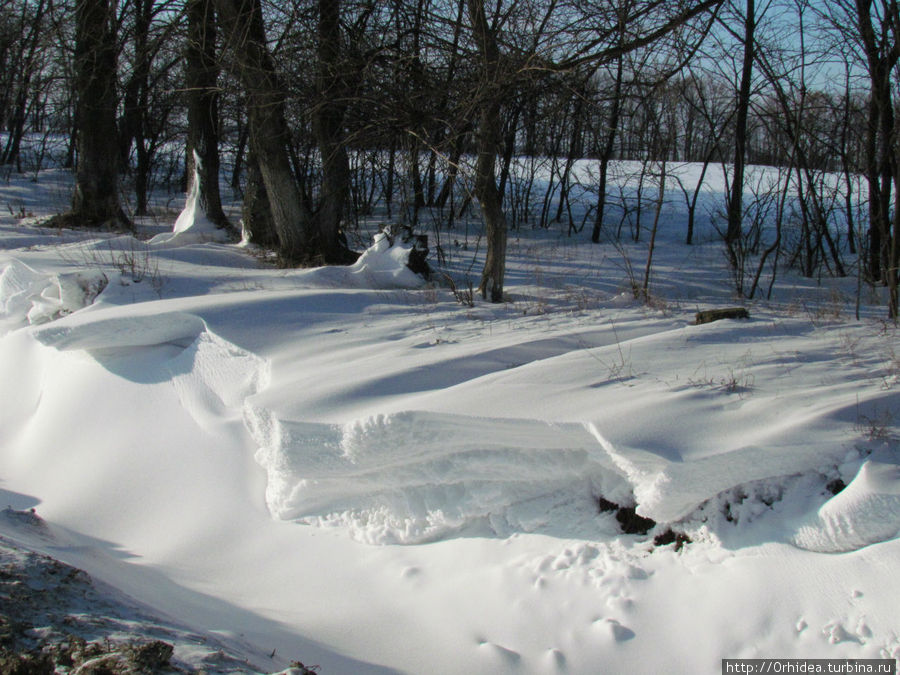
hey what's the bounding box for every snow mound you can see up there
[346,231,425,289]
[26,270,108,325]
[246,410,629,544]
[248,409,861,545]
[0,258,107,329]
[169,329,270,430]
[0,258,47,322]
[791,456,900,552]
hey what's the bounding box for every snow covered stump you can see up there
[378,224,430,280]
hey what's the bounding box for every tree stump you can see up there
[694,307,750,325]
[406,235,430,279]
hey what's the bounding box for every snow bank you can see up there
[28,305,268,433]
[0,258,47,324]
[248,403,865,546]
[588,423,851,523]
[26,270,108,325]
[31,311,207,352]
[3,159,900,673]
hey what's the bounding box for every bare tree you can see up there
[464,0,511,301]
[49,0,129,229]
[820,0,900,317]
[186,0,230,229]
[311,0,358,263]
[215,0,314,262]
[0,0,48,169]
[590,39,626,243]
[463,0,723,302]
[722,0,765,270]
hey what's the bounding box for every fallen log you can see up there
[694,307,750,325]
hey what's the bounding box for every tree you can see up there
[50,0,129,229]
[821,0,900,317]
[590,37,626,243]
[723,0,763,270]
[0,0,48,169]
[185,0,230,229]
[463,0,724,301]
[215,0,314,262]
[465,0,509,302]
[118,0,183,217]
[311,0,358,264]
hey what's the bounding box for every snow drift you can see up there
[792,453,900,553]
[247,410,630,544]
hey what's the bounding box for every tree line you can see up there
[2,0,900,316]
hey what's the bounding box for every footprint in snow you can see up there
[400,565,421,579]
[545,647,567,670]
[477,640,521,664]
[823,621,862,645]
[595,617,636,642]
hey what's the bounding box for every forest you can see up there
[1,0,899,315]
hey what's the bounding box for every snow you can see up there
[0,162,898,673]
[346,231,426,288]
[792,454,900,553]
[150,150,231,246]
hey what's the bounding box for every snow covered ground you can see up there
[0,164,898,673]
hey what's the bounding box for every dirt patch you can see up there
[0,508,301,673]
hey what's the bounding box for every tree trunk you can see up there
[312,0,357,264]
[186,0,230,230]
[592,52,624,243]
[241,149,278,247]
[853,0,897,284]
[467,0,508,302]
[51,0,128,229]
[215,0,313,263]
[725,0,755,268]
[556,91,585,225]
[0,0,46,167]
